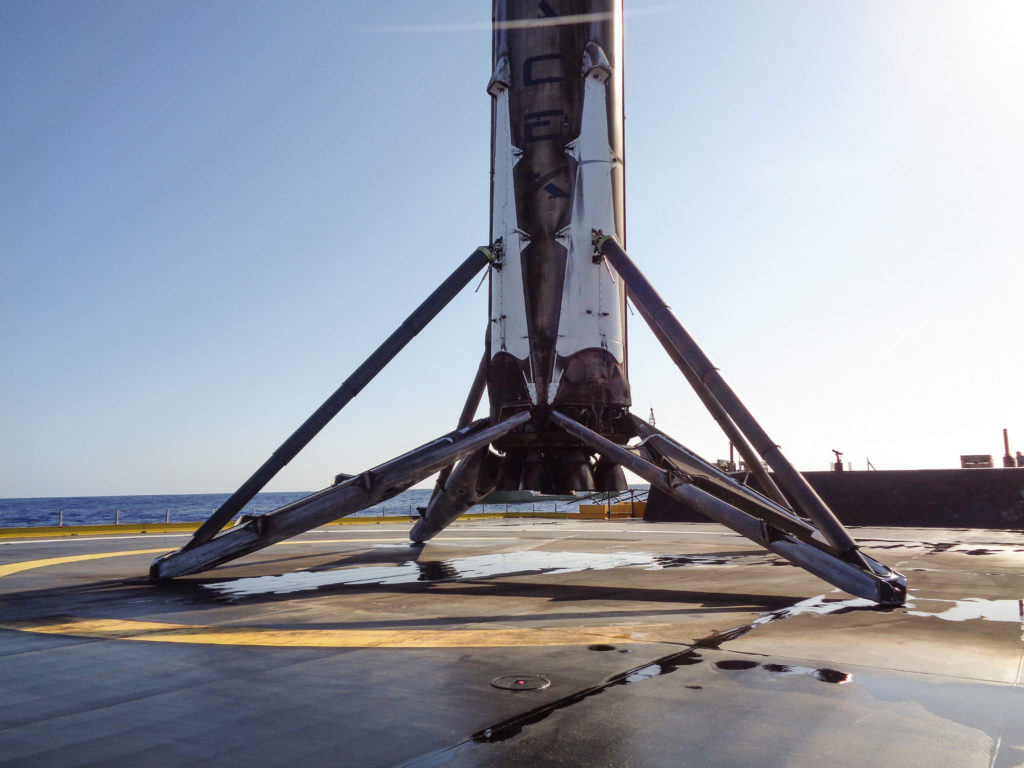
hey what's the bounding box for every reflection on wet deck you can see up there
[202,549,776,598]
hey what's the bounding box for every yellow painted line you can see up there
[0,616,667,648]
[0,512,559,540]
[0,538,517,580]
[0,549,170,579]
[296,538,521,544]
[0,546,666,649]
[0,524,201,539]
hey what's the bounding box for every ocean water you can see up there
[0,487,602,528]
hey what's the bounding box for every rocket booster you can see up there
[153,3,909,609]
[487,0,631,492]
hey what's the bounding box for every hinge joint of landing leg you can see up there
[591,228,607,263]
[489,239,504,270]
[759,520,784,545]
[844,546,880,573]
[238,513,268,536]
[665,469,691,490]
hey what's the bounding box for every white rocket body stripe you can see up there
[550,47,625,402]
[488,60,533,384]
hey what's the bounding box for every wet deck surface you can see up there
[1,520,1022,767]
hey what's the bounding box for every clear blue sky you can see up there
[2,1,1021,498]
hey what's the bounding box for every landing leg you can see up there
[411,446,499,543]
[185,247,493,552]
[149,413,529,580]
[549,410,906,605]
[596,234,867,559]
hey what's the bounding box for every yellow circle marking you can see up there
[0,548,170,578]
[0,547,668,648]
[1,616,661,648]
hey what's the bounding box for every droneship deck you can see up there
[1,519,1022,767]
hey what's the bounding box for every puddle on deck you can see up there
[204,549,775,599]
[859,540,1024,556]
[905,595,1024,639]
[697,592,1024,648]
